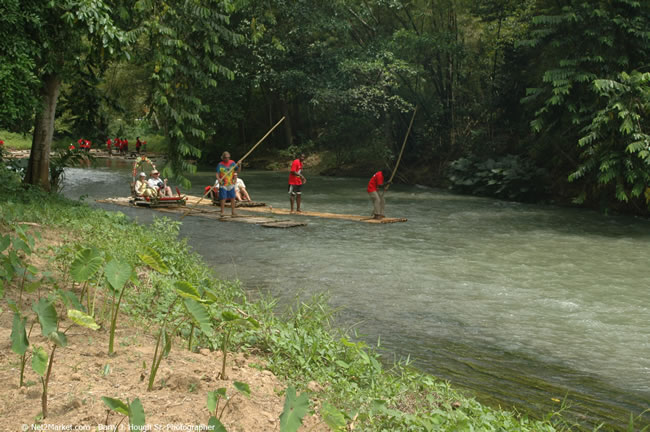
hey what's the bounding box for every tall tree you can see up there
[5,0,130,190]
[0,0,40,132]
[521,0,650,206]
[138,0,242,185]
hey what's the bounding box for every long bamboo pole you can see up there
[386,106,417,190]
[180,116,286,220]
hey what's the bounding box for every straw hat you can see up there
[151,169,159,175]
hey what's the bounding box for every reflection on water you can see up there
[63,161,650,428]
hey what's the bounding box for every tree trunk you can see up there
[25,74,62,191]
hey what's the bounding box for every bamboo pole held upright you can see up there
[386,106,417,190]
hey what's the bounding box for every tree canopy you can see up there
[1,0,649,213]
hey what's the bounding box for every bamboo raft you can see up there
[230,205,407,224]
[97,197,306,228]
[97,195,407,225]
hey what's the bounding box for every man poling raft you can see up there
[367,169,390,220]
[216,151,239,216]
[180,116,286,220]
[288,153,306,213]
[368,105,417,220]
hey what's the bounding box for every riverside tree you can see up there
[0,0,131,190]
[0,0,240,191]
[520,0,650,207]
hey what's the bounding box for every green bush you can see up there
[0,130,33,150]
[448,155,549,202]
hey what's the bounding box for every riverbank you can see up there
[0,176,578,430]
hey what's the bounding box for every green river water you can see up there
[63,159,650,429]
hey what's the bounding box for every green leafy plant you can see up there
[0,228,40,310]
[104,259,135,355]
[31,298,98,418]
[217,310,259,380]
[279,387,310,432]
[49,148,94,193]
[10,310,31,387]
[69,246,104,316]
[139,248,216,391]
[448,155,548,202]
[320,401,347,431]
[101,396,146,430]
[206,381,250,428]
[570,72,650,205]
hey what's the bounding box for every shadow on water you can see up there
[63,162,650,430]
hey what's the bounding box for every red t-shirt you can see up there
[288,159,303,185]
[367,171,384,193]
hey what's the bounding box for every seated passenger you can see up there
[234,174,251,201]
[135,172,157,198]
[206,179,220,203]
[148,169,173,197]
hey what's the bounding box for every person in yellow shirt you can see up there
[134,172,157,198]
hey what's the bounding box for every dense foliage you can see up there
[1,0,650,212]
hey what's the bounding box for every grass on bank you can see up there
[0,168,614,431]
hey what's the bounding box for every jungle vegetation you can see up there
[1,0,649,213]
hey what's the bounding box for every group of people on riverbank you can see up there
[69,138,93,151]
[106,137,147,156]
[212,151,389,219]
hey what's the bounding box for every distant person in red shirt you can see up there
[0,139,4,146]
[367,169,389,219]
[136,137,142,154]
[69,144,76,150]
[106,138,112,155]
[288,153,306,213]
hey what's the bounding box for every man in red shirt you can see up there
[367,169,389,219]
[288,153,306,212]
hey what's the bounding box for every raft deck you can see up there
[233,206,407,224]
[98,195,407,225]
[96,197,306,228]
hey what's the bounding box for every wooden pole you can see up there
[386,106,417,190]
[180,116,286,220]
[238,116,286,164]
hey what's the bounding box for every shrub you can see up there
[448,155,549,202]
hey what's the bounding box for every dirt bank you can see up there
[0,227,326,431]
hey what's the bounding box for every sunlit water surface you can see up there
[63,160,650,428]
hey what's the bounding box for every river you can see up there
[62,158,650,429]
